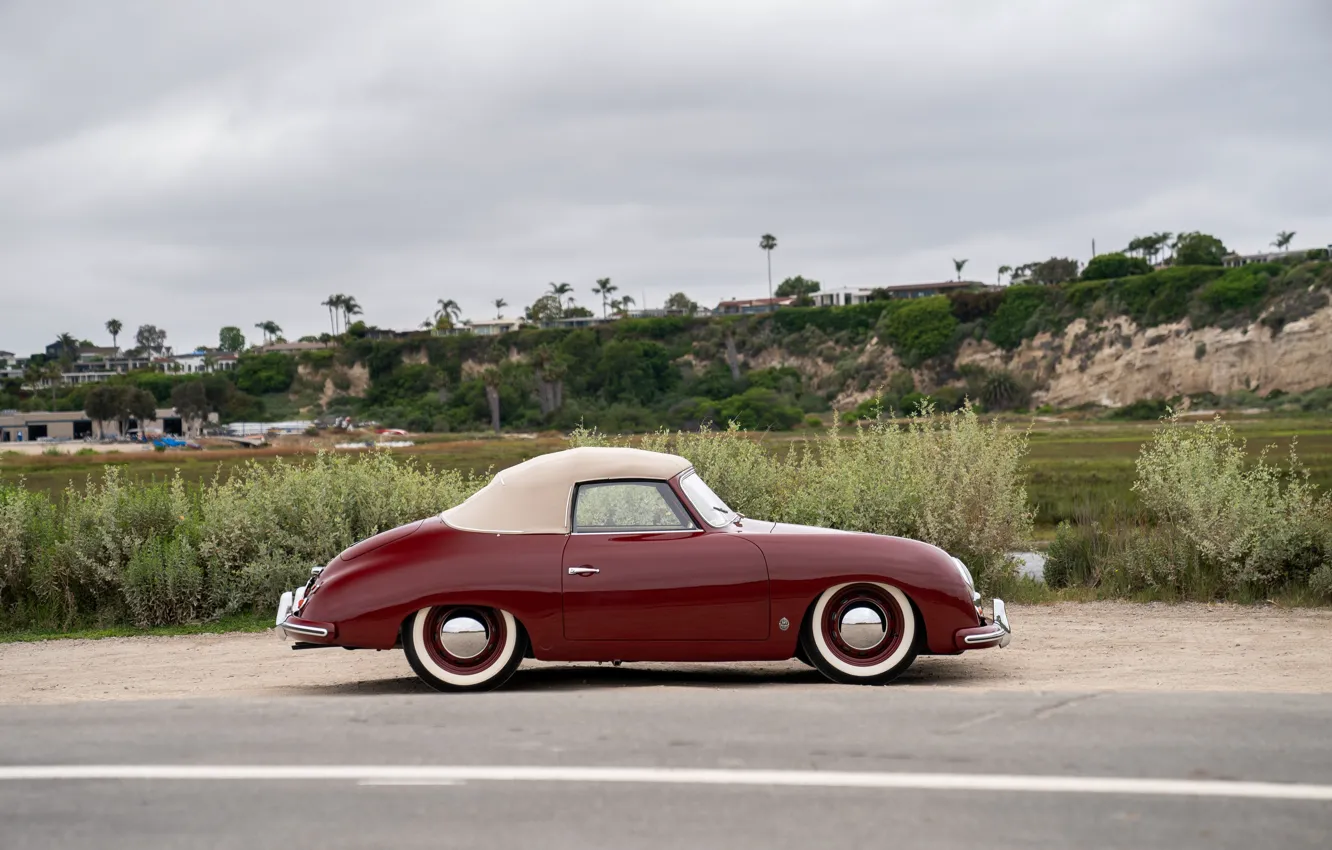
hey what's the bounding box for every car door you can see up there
[561,479,770,641]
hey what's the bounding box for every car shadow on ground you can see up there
[273,656,995,696]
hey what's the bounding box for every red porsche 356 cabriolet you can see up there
[276,446,1011,692]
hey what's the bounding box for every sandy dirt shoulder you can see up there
[2,602,1330,705]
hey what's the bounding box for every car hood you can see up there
[746,521,862,536]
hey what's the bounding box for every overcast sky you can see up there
[2,0,1330,355]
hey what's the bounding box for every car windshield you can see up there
[679,471,737,528]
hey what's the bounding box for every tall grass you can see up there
[0,452,481,630]
[1045,414,1332,600]
[573,404,1034,590]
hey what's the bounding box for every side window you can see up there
[573,481,697,532]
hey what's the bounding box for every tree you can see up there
[84,385,119,437]
[531,345,567,417]
[481,366,502,434]
[254,321,281,345]
[170,381,210,437]
[124,387,158,438]
[525,294,564,324]
[1082,252,1153,280]
[341,296,363,330]
[218,327,246,352]
[548,282,574,312]
[321,295,341,335]
[997,265,1012,286]
[1021,257,1080,286]
[135,324,167,355]
[774,275,820,300]
[41,360,63,406]
[435,299,462,328]
[1173,232,1229,266]
[105,319,123,351]
[759,234,778,306]
[591,278,618,318]
[952,258,968,281]
[1273,230,1296,251]
[493,298,508,319]
[609,295,636,317]
[55,332,79,368]
[664,292,700,315]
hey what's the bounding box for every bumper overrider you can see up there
[953,598,1012,650]
[275,567,336,642]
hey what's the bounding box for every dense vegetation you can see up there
[1044,415,1332,602]
[4,409,1330,634]
[3,259,1329,435]
[0,408,1032,630]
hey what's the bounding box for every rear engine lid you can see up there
[339,519,426,561]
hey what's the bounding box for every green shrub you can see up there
[1082,253,1152,281]
[986,286,1049,349]
[1197,267,1270,314]
[1133,414,1332,594]
[880,296,958,365]
[573,404,1033,587]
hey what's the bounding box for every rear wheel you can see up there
[402,605,526,692]
[800,582,917,685]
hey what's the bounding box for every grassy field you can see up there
[6,415,1332,536]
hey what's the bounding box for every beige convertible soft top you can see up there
[441,446,693,534]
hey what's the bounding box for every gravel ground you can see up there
[3,601,1330,704]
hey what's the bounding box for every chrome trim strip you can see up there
[280,621,330,638]
[962,627,1007,645]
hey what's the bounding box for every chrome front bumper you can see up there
[958,598,1012,648]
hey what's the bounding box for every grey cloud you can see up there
[2,0,1330,353]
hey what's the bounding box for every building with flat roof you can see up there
[0,408,187,443]
[715,296,795,315]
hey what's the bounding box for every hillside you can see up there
[303,258,1332,431]
[7,258,1331,432]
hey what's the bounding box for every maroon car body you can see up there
[277,447,1011,690]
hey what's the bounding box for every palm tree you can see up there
[482,366,502,434]
[321,295,341,335]
[548,282,574,312]
[609,295,636,317]
[105,319,123,351]
[759,234,777,307]
[41,360,63,406]
[435,299,462,328]
[1273,230,1296,251]
[254,322,269,344]
[341,296,362,331]
[997,265,1012,285]
[591,278,618,318]
[952,258,968,281]
[55,332,79,367]
[493,298,508,319]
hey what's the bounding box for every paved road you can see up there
[1,673,1329,849]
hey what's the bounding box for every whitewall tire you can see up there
[402,605,526,693]
[800,582,918,685]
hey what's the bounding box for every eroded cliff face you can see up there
[955,306,1332,407]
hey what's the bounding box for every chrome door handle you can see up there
[568,566,600,576]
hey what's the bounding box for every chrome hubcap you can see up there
[438,615,488,659]
[839,604,886,650]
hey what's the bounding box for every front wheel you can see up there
[403,605,527,692]
[800,583,918,685]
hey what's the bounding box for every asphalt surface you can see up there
[2,669,1330,849]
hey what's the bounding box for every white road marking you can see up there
[1,765,1330,801]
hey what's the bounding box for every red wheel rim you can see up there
[821,584,905,666]
[422,607,506,676]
